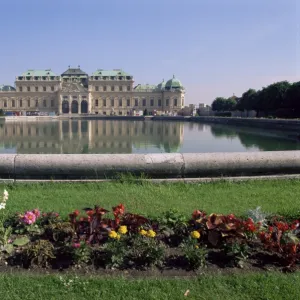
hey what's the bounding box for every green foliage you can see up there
[95,238,128,269]
[44,222,74,244]
[127,235,165,269]
[24,240,55,267]
[212,97,236,112]
[143,108,148,116]
[0,109,4,117]
[13,236,30,247]
[158,209,188,246]
[223,241,249,268]
[182,238,207,270]
[72,242,92,264]
[0,226,13,254]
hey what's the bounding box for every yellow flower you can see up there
[147,230,156,238]
[109,230,118,239]
[190,231,200,239]
[118,225,128,235]
[195,245,199,249]
[139,229,147,236]
[116,233,121,240]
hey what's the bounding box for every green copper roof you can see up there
[165,75,183,89]
[0,85,16,91]
[157,79,166,90]
[92,69,132,77]
[21,69,57,77]
[134,84,156,90]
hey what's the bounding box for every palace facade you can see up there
[0,67,185,116]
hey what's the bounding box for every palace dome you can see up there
[165,75,183,90]
[156,79,166,90]
[0,85,16,91]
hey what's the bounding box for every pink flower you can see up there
[73,243,81,248]
[32,209,41,218]
[22,211,37,225]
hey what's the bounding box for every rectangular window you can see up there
[35,99,38,107]
[95,99,99,107]
[119,86,122,91]
[19,87,22,92]
[20,99,23,107]
[95,86,99,91]
[43,100,46,107]
[51,86,54,91]
[111,99,114,106]
[12,100,15,107]
[28,99,30,107]
[35,86,38,92]
[103,86,107,91]
[174,98,178,106]
[43,86,46,92]
[143,99,146,106]
[103,111,106,115]
[119,111,122,115]
[127,86,130,91]
[111,86,115,91]
[135,99,138,106]
[166,99,169,106]
[103,99,106,107]
[127,99,130,106]
[4,101,7,107]
[150,99,154,106]
[119,99,122,107]
[158,99,162,106]
[51,99,54,107]
[27,86,30,92]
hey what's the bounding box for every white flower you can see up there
[3,189,8,201]
[0,203,5,210]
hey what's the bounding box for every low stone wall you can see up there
[1,152,300,179]
[190,117,300,133]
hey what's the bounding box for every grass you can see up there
[1,179,300,299]
[1,179,300,217]
[0,272,299,300]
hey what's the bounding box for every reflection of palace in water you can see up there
[0,120,184,154]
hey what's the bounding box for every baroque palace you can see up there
[0,66,185,116]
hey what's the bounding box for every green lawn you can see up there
[1,179,300,217]
[0,272,299,300]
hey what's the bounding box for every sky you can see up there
[0,0,299,105]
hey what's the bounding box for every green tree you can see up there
[258,81,291,116]
[143,108,148,116]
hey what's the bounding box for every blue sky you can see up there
[0,0,298,105]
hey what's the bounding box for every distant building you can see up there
[0,67,185,116]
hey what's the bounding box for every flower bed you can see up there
[1,190,300,273]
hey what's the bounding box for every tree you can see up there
[212,97,236,111]
[236,89,257,112]
[143,108,148,116]
[258,81,291,116]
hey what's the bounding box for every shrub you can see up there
[182,238,207,270]
[127,234,165,269]
[23,239,55,267]
[222,241,250,268]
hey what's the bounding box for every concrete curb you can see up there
[1,151,300,179]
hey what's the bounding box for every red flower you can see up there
[86,210,94,216]
[73,210,80,217]
[192,210,202,220]
[113,204,125,217]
